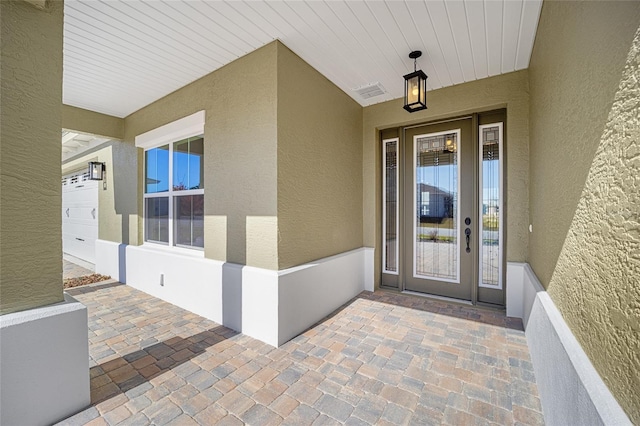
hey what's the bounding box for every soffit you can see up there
[63,0,542,118]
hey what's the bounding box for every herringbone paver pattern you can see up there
[58,283,544,425]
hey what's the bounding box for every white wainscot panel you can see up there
[126,245,223,324]
[123,246,375,348]
[278,247,373,346]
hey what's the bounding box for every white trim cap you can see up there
[135,110,205,149]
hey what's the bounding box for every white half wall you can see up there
[506,261,525,319]
[278,247,374,346]
[96,239,127,283]
[506,262,631,426]
[521,264,545,329]
[242,266,279,346]
[363,247,375,292]
[506,262,546,327]
[0,294,90,426]
[124,245,374,347]
[126,245,223,324]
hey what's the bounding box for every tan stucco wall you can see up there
[528,2,640,422]
[363,71,530,288]
[0,0,64,314]
[124,42,278,269]
[62,141,139,245]
[62,105,124,140]
[276,44,363,269]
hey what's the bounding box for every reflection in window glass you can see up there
[145,197,169,243]
[415,132,458,281]
[145,145,169,193]
[144,133,204,249]
[481,125,501,287]
[173,137,204,191]
[174,195,204,248]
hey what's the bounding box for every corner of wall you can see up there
[276,42,364,269]
[0,295,90,425]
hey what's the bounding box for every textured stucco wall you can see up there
[62,141,139,245]
[528,1,640,288]
[0,0,64,314]
[62,105,124,140]
[124,42,278,269]
[276,43,363,269]
[363,71,530,288]
[529,2,640,422]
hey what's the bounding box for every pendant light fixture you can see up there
[403,51,428,113]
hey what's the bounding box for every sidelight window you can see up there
[382,138,399,274]
[479,123,503,288]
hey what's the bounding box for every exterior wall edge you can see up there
[506,262,631,425]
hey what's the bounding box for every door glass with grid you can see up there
[404,119,473,301]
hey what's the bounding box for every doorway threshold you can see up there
[401,290,473,306]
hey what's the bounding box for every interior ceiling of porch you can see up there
[63,0,542,119]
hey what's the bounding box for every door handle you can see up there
[465,227,471,253]
[91,208,96,219]
[65,208,69,217]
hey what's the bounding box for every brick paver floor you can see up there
[58,283,544,425]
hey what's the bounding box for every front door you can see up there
[403,118,474,300]
[381,111,506,305]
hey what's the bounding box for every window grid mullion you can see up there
[190,195,194,246]
[168,142,174,247]
[172,188,204,197]
[143,192,169,199]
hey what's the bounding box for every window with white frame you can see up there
[144,135,204,249]
[137,111,206,250]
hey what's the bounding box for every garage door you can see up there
[62,171,98,264]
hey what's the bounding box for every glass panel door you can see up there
[404,118,473,301]
[414,131,459,282]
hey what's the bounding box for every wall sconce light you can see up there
[403,51,428,113]
[88,161,105,181]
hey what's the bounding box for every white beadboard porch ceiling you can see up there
[63,0,543,118]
